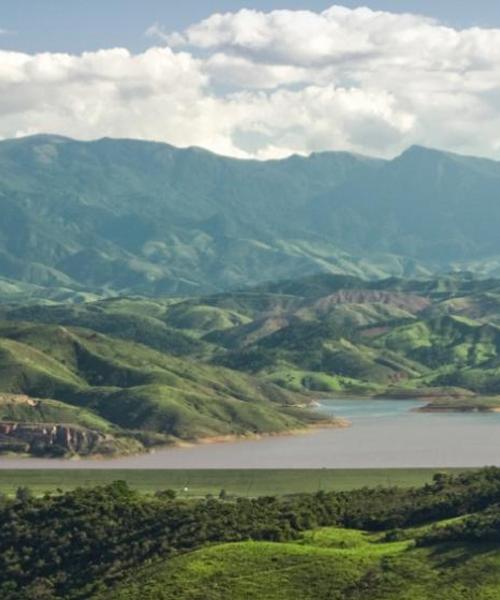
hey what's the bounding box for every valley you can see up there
[5,2,500,598]
[2,137,500,461]
[2,272,500,459]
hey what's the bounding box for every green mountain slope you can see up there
[0,135,382,295]
[4,298,212,358]
[4,136,500,296]
[0,320,327,456]
[169,275,500,396]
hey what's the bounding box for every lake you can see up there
[1,398,500,469]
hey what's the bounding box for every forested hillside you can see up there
[1,469,500,599]
[3,136,500,296]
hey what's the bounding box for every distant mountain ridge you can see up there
[1,135,500,297]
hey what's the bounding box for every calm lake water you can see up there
[2,398,500,469]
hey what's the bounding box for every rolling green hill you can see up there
[6,272,500,400]
[104,531,500,600]
[4,136,500,297]
[0,319,330,456]
[206,275,500,396]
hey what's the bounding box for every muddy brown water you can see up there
[1,399,500,469]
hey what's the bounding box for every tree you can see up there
[15,486,33,503]
[155,489,177,500]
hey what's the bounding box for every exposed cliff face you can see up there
[0,422,111,457]
[309,291,431,315]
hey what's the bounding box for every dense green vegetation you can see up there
[8,271,500,398]
[1,469,500,599]
[105,536,500,600]
[0,318,327,456]
[4,136,500,297]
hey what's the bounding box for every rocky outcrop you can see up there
[310,291,431,314]
[0,422,107,456]
[0,394,38,407]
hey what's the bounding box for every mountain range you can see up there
[3,135,500,298]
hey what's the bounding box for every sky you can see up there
[3,1,500,54]
[2,1,500,159]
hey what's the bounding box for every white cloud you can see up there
[3,6,500,159]
[221,85,415,159]
[0,47,228,149]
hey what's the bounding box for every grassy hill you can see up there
[6,273,500,398]
[0,319,330,456]
[3,298,212,358]
[104,529,500,600]
[0,394,111,430]
[202,275,500,396]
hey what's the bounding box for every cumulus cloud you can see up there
[3,6,500,159]
[0,47,238,153]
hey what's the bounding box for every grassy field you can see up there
[0,468,468,497]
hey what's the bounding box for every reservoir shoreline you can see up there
[2,397,500,469]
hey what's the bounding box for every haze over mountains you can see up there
[1,134,500,299]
